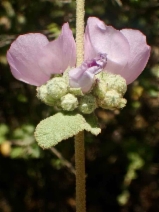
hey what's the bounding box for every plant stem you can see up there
[75,0,86,211]
[76,0,85,66]
[75,131,86,212]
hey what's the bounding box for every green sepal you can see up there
[34,112,101,149]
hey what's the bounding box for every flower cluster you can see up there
[36,67,127,114]
[7,17,150,113]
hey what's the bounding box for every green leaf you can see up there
[84,113,101,135]
[34,112,101,149]
[35,112,85,148]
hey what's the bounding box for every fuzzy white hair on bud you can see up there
[46,77,68,100]
[60,93,78,111]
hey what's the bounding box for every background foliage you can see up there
[0,0,159,211]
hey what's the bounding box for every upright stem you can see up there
[75,0,86,211]
[76,0,85,66]
[75,131,86,212]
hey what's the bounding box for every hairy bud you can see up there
[105,72,127,95]
[46,77,68,100]
[60,93,78,111]
[93,72,127,99]
[36,85,55,106]
[97,90,127,110]
[78,94,97,114]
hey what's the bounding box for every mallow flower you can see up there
[7,17,150,97]
[7,17,150,114]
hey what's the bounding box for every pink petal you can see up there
[84,17,130,75]
[69,66,95,93]
[39,23,76,75]
[69,54,107,93]
[7,33,51,86]
[120,29,151,84]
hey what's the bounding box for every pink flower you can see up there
[69,17,150,92]
[69,53,107,93]
[7,23,76,86]
[7,17,150,93]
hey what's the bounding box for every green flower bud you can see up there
[105,72,127,95]
[60,94,78,111]
[46,77,68,100]
[97,90,126,110]
[93,72,127,99]
[78,94,97,114]
[93,72,108,99]
[36,85,55,106]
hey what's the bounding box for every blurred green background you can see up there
[0,0,159,211]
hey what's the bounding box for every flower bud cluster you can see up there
[37,75,79,111]
[93,72,127,110]
[37,70,127,114]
